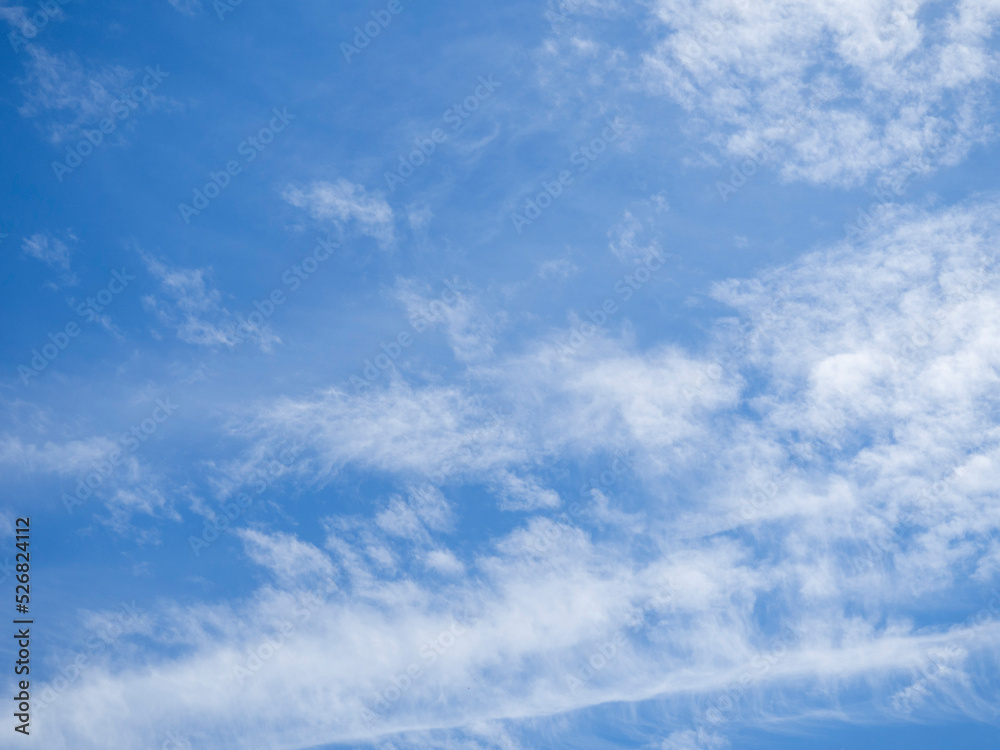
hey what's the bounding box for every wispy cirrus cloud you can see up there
[16,47,133,143]
[29,196,1000,749]
[166,0,202,17]
[140,253,279,352]
[12,2,1000,749]
[21,231,78,286]
[283,179,396,248]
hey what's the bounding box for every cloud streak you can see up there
[27,196,1000,749]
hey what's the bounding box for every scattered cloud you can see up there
[394,278,505,363]
[26,196,1000,748]
[238,529,337,587]
[140,253,279,352]
[641,0,1000,187]
[16,47,133,143]
[21,231,78,286]
[13,3,1000,748]
[166,0,203,17]
[283,179,396,248]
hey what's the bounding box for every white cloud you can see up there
[0,1,66,39]
[0,433,176,528]
[238,529,336,587]
[424,548,465,576]
[407,485,456,532]
[394,278,505,363]
[406,203,434,231]
[0,435,116,475]
[22,231,78,286]
[493,471,561,511]
[141,253,279,352]
[661,728,728,750]
[495,338,740,467]
[17,47,133,143]
[22,232,71,269]
[537,257,579,280]
[239,380,524,485]
[607,208,668,265]
[640,0,1000,187]
[28,196,1000,748]
[167,0,202,16]
[704,198,1000,599]
[283,179,395,248]
[0,4,31,33]
[376,496,432,542]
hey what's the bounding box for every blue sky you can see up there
[1,0,1000,748]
